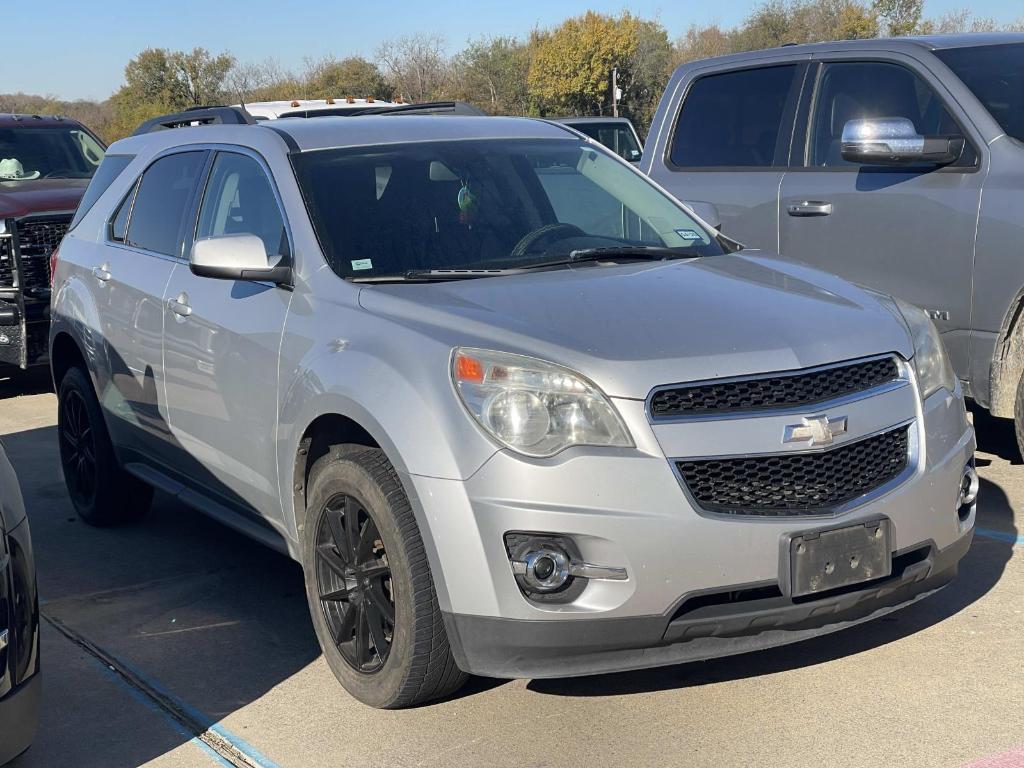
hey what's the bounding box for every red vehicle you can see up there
[0,114,105,369]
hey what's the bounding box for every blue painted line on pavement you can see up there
[86,654,236,768]
[112,655,282,768]
[975,527,1024,546]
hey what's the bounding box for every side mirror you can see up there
[190,234,291,286]
[684,200,721,231]
[841,118,965,166]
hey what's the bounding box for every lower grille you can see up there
[676,425,910,516]
[16,215,71,292]
[0,235,12,287]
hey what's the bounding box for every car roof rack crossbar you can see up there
[132,106,255,136]
[361,101,487,117]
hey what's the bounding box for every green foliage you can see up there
[528,11,642,115]
[303,56,394,101]
[453,36,533,115]
[872,0,924,35]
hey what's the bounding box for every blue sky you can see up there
[7,0,1023,100]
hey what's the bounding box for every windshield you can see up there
[0,126,105,182]
[936,43,1024,142]
[293,138,720,279]
[570,122,642,161]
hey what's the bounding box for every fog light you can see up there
[958,463,979,509]
[519,547,571,591]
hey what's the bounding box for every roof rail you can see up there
[132,106,255,136]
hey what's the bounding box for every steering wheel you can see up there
[42,169,73,179]
[510,223,586,259]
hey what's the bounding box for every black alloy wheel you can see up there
[58,388,98,507]
[315,493,396,673]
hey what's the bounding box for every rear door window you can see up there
[670,65,800,168]
[125,151,206,257]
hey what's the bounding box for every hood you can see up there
[0,178,89,219]
[358,253,913,400]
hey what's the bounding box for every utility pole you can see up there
[612,67,619,117]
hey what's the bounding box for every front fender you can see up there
[276,334,499,536]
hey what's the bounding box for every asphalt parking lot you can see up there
[2,367,1021,768]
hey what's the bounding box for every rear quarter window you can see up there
[69,154,135,230]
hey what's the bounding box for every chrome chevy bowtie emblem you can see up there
[783,415,848,447]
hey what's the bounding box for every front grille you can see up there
[676,425,910,516]
[0,235,12,287]
[650,356,901,418]
[16,216,70,292]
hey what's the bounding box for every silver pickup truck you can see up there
[645,33,1024,455]
[50,108,975,708]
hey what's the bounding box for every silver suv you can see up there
[50,108,977,708]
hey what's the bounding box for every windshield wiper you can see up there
[513,246,702,271]
[348,268,526,283]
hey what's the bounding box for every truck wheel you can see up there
[57,366,153,525]
[302,445,467,708]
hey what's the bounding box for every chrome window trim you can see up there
[645,353,909,424]
[668,418,918,521]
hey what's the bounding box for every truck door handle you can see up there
[168,293,192,317]
[787,201,833,217]
[91,264,111,282]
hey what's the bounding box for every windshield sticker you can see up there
[351,259,373,271]
[675,229,703,240]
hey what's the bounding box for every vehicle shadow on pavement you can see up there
[0,367,52,399]
[1,418,324,767]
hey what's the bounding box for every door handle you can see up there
[92,264,111,282]
[168,293,192,317]
[787,201,833,217]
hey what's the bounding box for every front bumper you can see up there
[445,530,970,678]
[0,673,40,765]
[406,384,975,679]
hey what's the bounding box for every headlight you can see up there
[452,348,633,457]
[895,299,956,398]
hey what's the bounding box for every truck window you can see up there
[809,61,960,167]
[935,43,1024,143]
[670,65,799,168]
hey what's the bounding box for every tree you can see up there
[452,36,532,115]
[528,12,642,116]
[377,34,451,102]
[302,56,393,100]
[673,24,734,66]
[171,48,235,106]
[617,19,673,135]
[872,0,923,35]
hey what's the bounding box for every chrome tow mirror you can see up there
[841,117,965,166]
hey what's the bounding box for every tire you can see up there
[302,445,467,708]
[57,366,153,526]
[1015,372,1024,462]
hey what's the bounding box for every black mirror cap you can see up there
[190,261,293,288]
[841,136,966,167]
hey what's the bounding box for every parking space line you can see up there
[975,527,1024,546]
[85,654,236,768]
[42,613,280,768]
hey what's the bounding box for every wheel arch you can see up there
[988,285,1024,418]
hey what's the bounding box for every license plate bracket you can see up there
[787,519,891,598]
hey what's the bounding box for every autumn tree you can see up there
[528,12,643,116]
